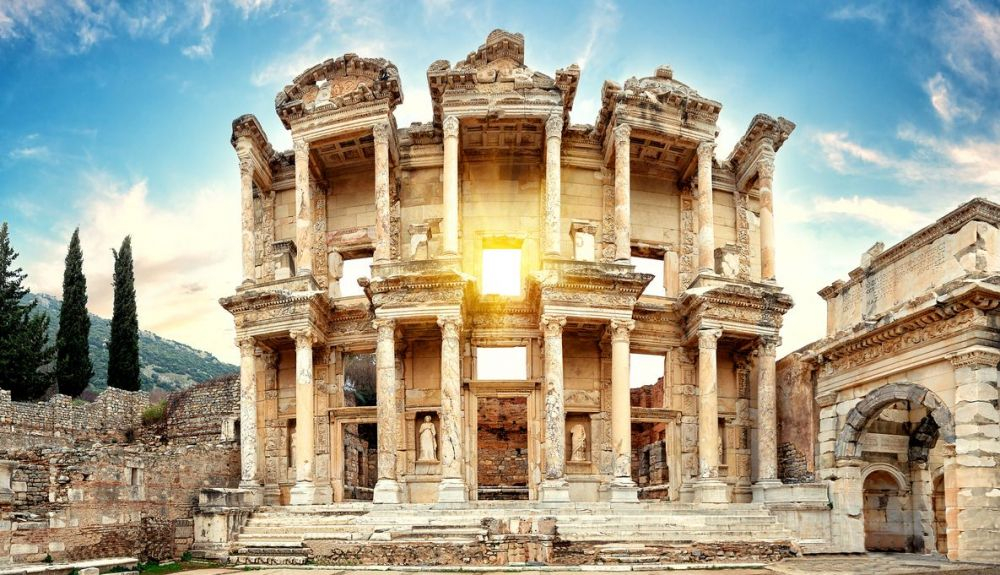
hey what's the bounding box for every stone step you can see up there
[230,555,309,566]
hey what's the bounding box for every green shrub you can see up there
[142,401,167,425]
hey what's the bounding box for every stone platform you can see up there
[212,502,798,566]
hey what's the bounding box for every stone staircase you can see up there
[226,501,794,566]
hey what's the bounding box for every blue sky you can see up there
[0,0,998,364]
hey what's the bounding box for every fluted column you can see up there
[442,116,460,256]
[289,328,317,504]
[238,158,256,285]
[237,337,261,501]
[437,315,467,502]
[756,336,780,484]
[540,314,570,502]
[695,328,727,504]
[293,138,313,275]
[609,319,638,501]
[373,318,402,503]
[758,152,776,282]
[544,114,563,257]
[373,121,391,263]
[696,142,716,274]
[613,123,631,263]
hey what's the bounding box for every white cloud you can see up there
[814,131,891,172]
[9,145,50,160]
[926,73,980,123]
[935,0,1000,84]
[230,0,274,18]
[182,34,213,59]
[25,171,241,364]
[576,0,619,70]
[828,3,888,25]
[813,195,930,236]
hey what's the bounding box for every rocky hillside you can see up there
[27,293,236,393]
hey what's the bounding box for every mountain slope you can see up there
[27,293,236,393]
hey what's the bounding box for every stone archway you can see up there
[862,465,910,551]
[835,383,954,462]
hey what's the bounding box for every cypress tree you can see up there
[56,228,93,397]
[0,222,54,401]
[107,235,139,391]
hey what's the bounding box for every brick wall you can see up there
[477,397,527,496]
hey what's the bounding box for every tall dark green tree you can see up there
[0,222,54,401]
[107,235,139,391]
[56,228,93,397]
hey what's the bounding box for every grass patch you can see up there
[141,401,167,425]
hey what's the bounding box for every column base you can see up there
[437,478,468,503]
[238,481,263,506]
[679,483,695,503]
[694,479,728,505]
[539,478,571,503]
[751,479,783,504]
[373,479,403,504]
[609,477,639,503]
[289,480,323,505]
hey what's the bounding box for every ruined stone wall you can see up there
[775,353,816,483]
[0,388,149,449]
[0,377,241,564]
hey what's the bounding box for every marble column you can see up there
[261,350,279,504]
[437,315,467,502]
[609,318,638,501]
[540,314,570,502]
[544,114,563,257]
[613,123,632,263]
[237,337,261,503]
[442,116,460,256]
[695,328,727,503]
[289,327,318,505]
[758,154,776,282]
[373,318,402,503]
[238,158,256,285]
[754,336,781,490]
[293,138,313,276]
[373,121,391,264]
[696,141,716,274]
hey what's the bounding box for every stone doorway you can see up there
[932,474,947,554]
[863,469,909,552]
[476,396,529,500]
[632,421,670,499]
[343,422,377,500]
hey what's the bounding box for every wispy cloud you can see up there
[25,171,241,363]
[230,0,274,19]
[9,145,49,160]
[828,2,888,25]
[250,33,323,87]
[814,195,930,236]
[182,34,213,59]
[934,0,1000,85]
[576,0,619,70]
[925,72,981,124]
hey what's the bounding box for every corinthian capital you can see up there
[436,315,462,338]
[612,123,631,148]
[757,335,780,358]
[609,318,635,342]
[947,346,1000,368]
[697,141,715,163]
[757,158,775,182]
[238,157,254,179]
[443,115,460,139]
[373,121,390,146]
[373,318,396,339]
[236,336,256,357]
[289,327,315,349]
[697,328,722,350]
[540,314,567,338]
[293,138,308,157]
[545,114,564,139]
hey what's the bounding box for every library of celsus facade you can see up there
[222,29,796,510]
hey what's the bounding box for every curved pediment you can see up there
[275,53,403,129]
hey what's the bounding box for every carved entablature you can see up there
[681,283,793,338]
[231,114,276,189]
[426,29,579,126]
[727,114,796,191]
[365,268,472,312]
[328,306,376,349]
[595,65,722,141]
[276,53,403,129]
[470,299,538,334]
[535,264,653,314]
[221,287,331,341]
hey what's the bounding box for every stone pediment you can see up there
[427,29,580,126]
[597,66,722,137]
[276,53,403,129]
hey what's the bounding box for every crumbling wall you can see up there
[776,353,816,483]
[0,377,240,563]
[477,397,527,498]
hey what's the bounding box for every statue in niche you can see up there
[570,423,587,462]
[418,415,437,462]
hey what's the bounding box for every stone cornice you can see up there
[819,198,1000,300]
[276,53,402,130]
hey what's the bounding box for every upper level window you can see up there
[340,257,371,297]
[482,249,522,296]
[476,346,527,380]
[633,256,665,297]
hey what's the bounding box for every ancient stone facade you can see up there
[222,28,796,511]
[778,198,1000,563]
[0,377,241,563]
